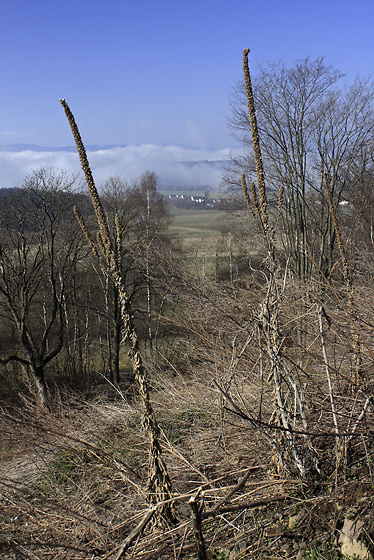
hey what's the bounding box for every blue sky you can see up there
[0,0,373,187]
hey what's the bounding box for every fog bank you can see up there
[0,144,239,189]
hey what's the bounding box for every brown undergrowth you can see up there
[1,370,373,560]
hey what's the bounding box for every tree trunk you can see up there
[29,363,48,407]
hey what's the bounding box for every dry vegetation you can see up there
[0,353,373,559]
[1,50,374,559]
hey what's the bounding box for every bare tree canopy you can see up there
[228,57,374,280]
[0,167,84,405]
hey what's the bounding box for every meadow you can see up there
[169,208,223,240]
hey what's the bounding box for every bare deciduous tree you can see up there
[229,56,374,281]
[0,168,82,405]
[93,173,172,381]
[132,171,171,355]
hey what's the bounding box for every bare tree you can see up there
[0,168,83,405]
[229,57,374,281]
[132,171,171,355]
[95,174,172,381]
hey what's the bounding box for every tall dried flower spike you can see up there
[242,49,268,225]
[240,51,315,478]
[241,174,256,219]
[250,181,261,217]
[73,206,100,260]
[61,99,177,527]
[59,99,112,250]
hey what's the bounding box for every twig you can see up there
[318,305,339,436]
[176,525,190,560]
[208,467,253,514]
[103,506,156,560]
[202,494,288,519]
[189,487,207,560]
[8,541,42,560]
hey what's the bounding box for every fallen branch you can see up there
[208,467,253,514]
[189,487,207,560]
[103,506,156,560]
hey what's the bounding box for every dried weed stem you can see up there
[324,173,364,387]
[240,50,316,478]
[60,99,177,526]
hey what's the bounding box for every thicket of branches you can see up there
[170,50,374,482]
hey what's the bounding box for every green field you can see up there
[168,209,232,277]
[169,209,223,239]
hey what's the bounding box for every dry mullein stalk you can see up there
[241,173,252,210]
[60,99,177,526]
[96,231,108,260]
[250,181,261,219]
[242,49,267,229]
[73,206,100,260]
[242,49,275,256]
[241,173,261,231]
[324,173,364,387]
[60,99,112,249]
[240,51,317,478]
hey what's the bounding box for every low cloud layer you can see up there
[0,144,239,189]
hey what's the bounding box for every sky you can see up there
[1,0,373,188]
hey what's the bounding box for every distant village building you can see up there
[166,193,225,209]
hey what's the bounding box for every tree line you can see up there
[0,167,174,405]
[227,55,374,283]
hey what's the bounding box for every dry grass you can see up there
[1,365,373,559]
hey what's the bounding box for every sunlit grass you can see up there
[169,209,223,239]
